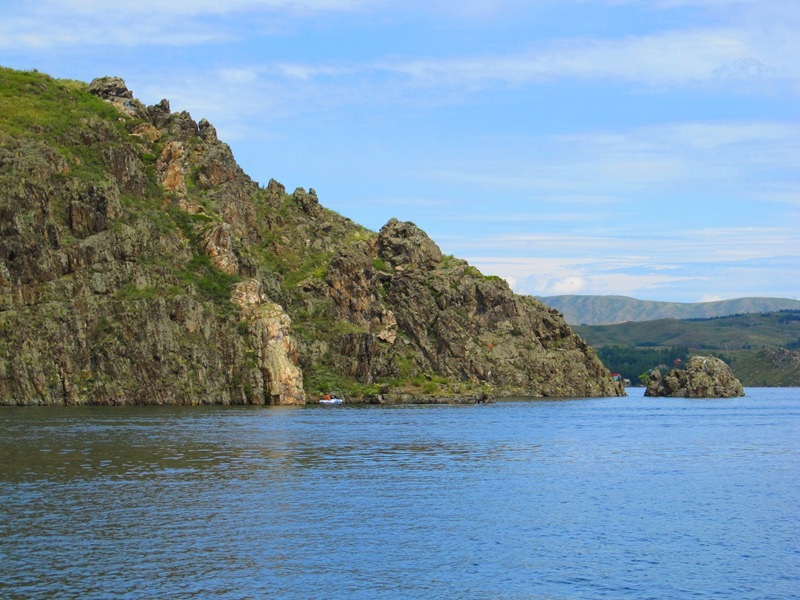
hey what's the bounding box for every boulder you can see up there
[88,76,147,117]
[321,218,624,398]
[88,76,133,100]
[378,218,442,270]
[292,187,323,218]
[645,355,745,398]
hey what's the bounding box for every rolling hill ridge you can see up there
[573,311,800,350]
[539,295,800,325]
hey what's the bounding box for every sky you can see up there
[2,0,799,303]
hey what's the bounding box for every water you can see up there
[1,389,798,599]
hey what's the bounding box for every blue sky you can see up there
[2,0,798,302]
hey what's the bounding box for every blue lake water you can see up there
[1,388,798,599]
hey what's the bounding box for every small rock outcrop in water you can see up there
[0,68,624,405]
[645,356,745,398]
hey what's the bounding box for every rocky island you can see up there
[645,356,745,398]
[0,68,624,405]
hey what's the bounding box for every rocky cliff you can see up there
[645,356,744,398]
[0,68,624,405]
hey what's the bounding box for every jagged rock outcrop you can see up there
[319,218,623,398]
[0,68,624,405]
[378,218,442,270]
[156,140,187,194]
[89,76,147,118]
[645,355,745,398]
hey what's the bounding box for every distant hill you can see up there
[538,295,800,325]
[574,311,800,386]
[573,311,800,350]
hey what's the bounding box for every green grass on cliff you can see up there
[0,68,129,177]
[1,68,243,315]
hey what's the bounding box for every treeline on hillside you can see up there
[595,346,691,386]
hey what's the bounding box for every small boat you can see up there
[319,396,343,404]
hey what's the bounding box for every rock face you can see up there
[645,356,745,398]
[232,280,305,404]
[0,68,624,405]
[318,218,622,399]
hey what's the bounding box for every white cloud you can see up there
[437,120,800,199]
[456,224,800,300]
[0,12,233,49]
[366,26,793,90]
[0,0,379,49]
[4,0,798,96]
[43,0,377,17]
[471,227,798,261]
[274,64,356,81]
[462,256,700,298]
[713,58,775,81]
[550,276,590,294]
[652,122,799,149]
[614,0,759,8]
[218,68,261,84]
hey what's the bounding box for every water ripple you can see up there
[1,390,798,598]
